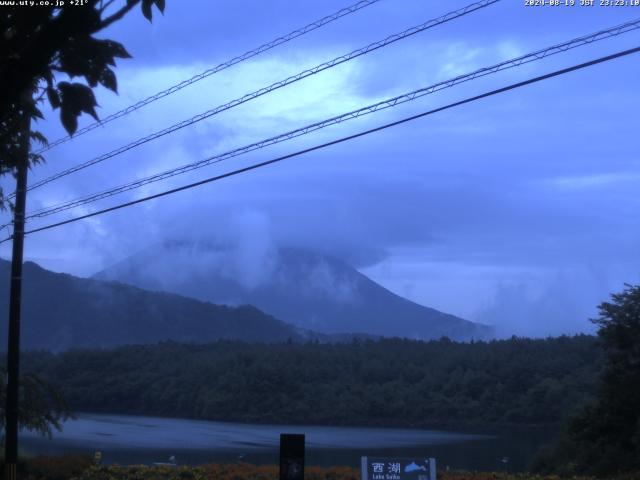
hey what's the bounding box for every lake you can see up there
[20,413,555,472]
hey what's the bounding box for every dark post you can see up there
[279,433,305,480]
[4,103,31,480]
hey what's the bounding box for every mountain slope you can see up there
[0,259,307,351]
[95,242,492,340]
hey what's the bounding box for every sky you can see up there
[1,0,639,337]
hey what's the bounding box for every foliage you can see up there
[0,0,165,207]
[440,475,596,480]
[2,457,636,480]
[21,335,602,429]
[9,461,612,480]
[0,454,94,480]
[533,285,640,477]
[0,370,71,439]
[71,464,360,480]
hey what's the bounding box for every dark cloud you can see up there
[2,0,639,336]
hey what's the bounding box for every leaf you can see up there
[58,82,100,131]
[103,40,132,59]
[43,71,54,88]
[60,108,78,135]
[85,68,100,87]
[30,105,44,120]
[141,0,153,21]
[47,87,60,109]
[154,0,165,13]
[70,83,97,112]
[57,39,87,78]
[99,68,117,93]
[30,131,49,147]
[57,82,78,108]
[29,152,45,166]
[78,88,99,116]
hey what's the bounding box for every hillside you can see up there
[22,336,601,428]
[0,259,308,351]
[95,242,492,340]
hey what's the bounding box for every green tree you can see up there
[0,0,166,453]
[0,371,71,440]
[534,284,640,477]
[571,284,640,475]
[0,0,166,206]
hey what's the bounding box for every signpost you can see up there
[279,433,305,480]
[361,457,436,480]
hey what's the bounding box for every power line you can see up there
[4,44,637,244]
[34,0,384,155]
[22,18,640,221]
[19,0,499,197]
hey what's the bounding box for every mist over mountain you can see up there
[0,259,312,351]
[94,241,492,340]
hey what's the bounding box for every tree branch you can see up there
[97,0,140,31]
[100,0,117,14]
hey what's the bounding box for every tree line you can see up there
[17,335,602,430]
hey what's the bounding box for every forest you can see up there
[18,335,602,430]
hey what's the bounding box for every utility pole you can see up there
[4,98,31,480]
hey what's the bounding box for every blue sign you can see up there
[361,457,436,480]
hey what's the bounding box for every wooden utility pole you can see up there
[4,101,31,480]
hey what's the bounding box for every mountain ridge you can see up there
[0,258,322,351]
[94,242,492,341]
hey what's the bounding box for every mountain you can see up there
[0,259,311,351]
[94,242,492,340]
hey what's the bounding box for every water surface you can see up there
[20,413,554,472]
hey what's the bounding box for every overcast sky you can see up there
[2,0,639,337]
